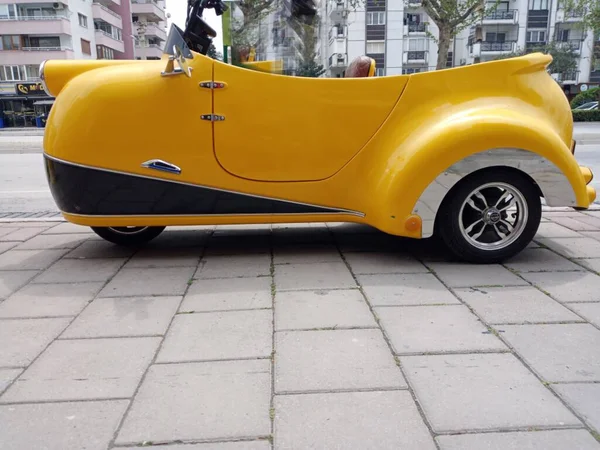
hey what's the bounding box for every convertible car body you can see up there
[40,24,596,263]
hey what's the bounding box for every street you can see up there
[1,126,600,214]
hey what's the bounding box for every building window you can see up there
[375,67,384,76]
[78,13,88,27]
[366,11,385,25]
[81,38,91,55]
[366,41,385,54]
[0,65,25,81]
[0,35,21,51]
[485,32,506,42]
[408,38,427,50]
[0,4,17,19]
[526,30,546,42]
[556,28,570,41]
[26,36,60,49]
[528,0,548,9]
[402,67,426,74]
[96,45,114,59]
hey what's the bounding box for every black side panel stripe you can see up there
[44,156,360,216]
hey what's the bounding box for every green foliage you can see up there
[573,109,600,121]
[571,86,600,107]
[207,43,222,60]
[296,60,326,77]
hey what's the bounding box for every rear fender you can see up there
[370,111,589,237]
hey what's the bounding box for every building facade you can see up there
[0,0,167,127]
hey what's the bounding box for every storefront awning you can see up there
[33,100,54,105]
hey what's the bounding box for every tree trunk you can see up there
[436,26,452,70]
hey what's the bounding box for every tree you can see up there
[228,0,277,65]
[419,0,496,69]
[207,43,223,60]
[493,41,578,80]
[292,13,326,77]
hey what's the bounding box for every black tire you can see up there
[91,226,166,246]
[436,168,541,264]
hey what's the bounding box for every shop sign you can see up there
[15,82,46,96]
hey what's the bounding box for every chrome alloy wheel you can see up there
[458,182,528,251]
[107,226,149,235]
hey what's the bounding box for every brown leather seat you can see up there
[345,56,376,78]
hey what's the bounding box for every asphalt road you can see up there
[0,130,599,213]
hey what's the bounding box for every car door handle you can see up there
[141,159,182,175]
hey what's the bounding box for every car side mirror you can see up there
[162,45,193,77]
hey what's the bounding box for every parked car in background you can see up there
[573,101,599,110]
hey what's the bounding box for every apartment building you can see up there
[0,0,167,127]
[319,0,596,93]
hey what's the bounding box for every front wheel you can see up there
[91,226,166,246]
[436,169,542,264]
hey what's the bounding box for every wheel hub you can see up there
[483,207,502,224]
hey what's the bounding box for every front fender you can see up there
[368,109,590,238]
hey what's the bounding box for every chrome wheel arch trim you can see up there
[412,148,576,238]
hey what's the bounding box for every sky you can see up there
[165,0,224,51]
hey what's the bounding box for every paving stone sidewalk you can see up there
[0,211,600,449]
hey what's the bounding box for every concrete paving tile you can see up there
[1,337,160,402]
[33,258,125,284]
[437,430,600,450]
[501,324,600,382]
[42,222,93,234]
[569,302,600,327]
[0,242,17,255]
[272,228,333,246]
[99,267,195,297]
[204,235,271,256]
[0,222,54,228]
[0,227,46,242]
[538,237,600,259]
[118,444,270,450]
[547,216,600,232]
[577,258,600,273]
[275,329,405,393]
[536,221,584,238]
[401,353,581,433]
[275,289,376,330]
[343,251,429,274]
[157,310,272,363]
[455,286,582,324]
[123,247,201,268]
[274,391,436,450]
[428,262,527,287]
[115,360,271,445]
[377,305,507,354]
[61,296,182,338]
[0,270,39,299]
[0,282,103,318]
[64,240,136,259]
[358,273,461,306]
[0,400,129,450]
[0,227,19,238]
[0,249,68,270]
[520,271,600,303]
[196,254,271,279]
[581,231,600,243]
[273,244,342,265]
[552,383,600,432]
[275,261,357,291]
[504,248,585,272]
[14,233,90,250]
[573,214,600,229]
[0,369,21,394]
[0,318,70,367]
[181,277,272,312]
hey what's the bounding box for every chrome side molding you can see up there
[141,159,182,175]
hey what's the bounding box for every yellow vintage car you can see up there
[39,0,595,263]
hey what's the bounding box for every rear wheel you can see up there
[436,169,541,263]
[91,226,165,246]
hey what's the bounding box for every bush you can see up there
[571,87,600,108]
[573,109,600,121]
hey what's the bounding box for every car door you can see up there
[212,61,408,182]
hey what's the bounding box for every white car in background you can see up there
[573,101,599,110]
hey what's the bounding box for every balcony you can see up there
[404,23,427,35]
[328,52,348,70]
[329,0,348,22]
[556,8,584,22]
[557,39,582,52]
[135,43,163,59]
[92,3,123,28]
[407,0,422,7]
[95,30,124,52]
[403,50,428,63]
[131,0,166,22]
[482,9,518,24]
[480,41,516,53]
[553,70,579,84]
[328,25,347,42]
[143,22,167,41]
[94,0,121,7]
[0,15,71,35]
[0,47,74,65]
